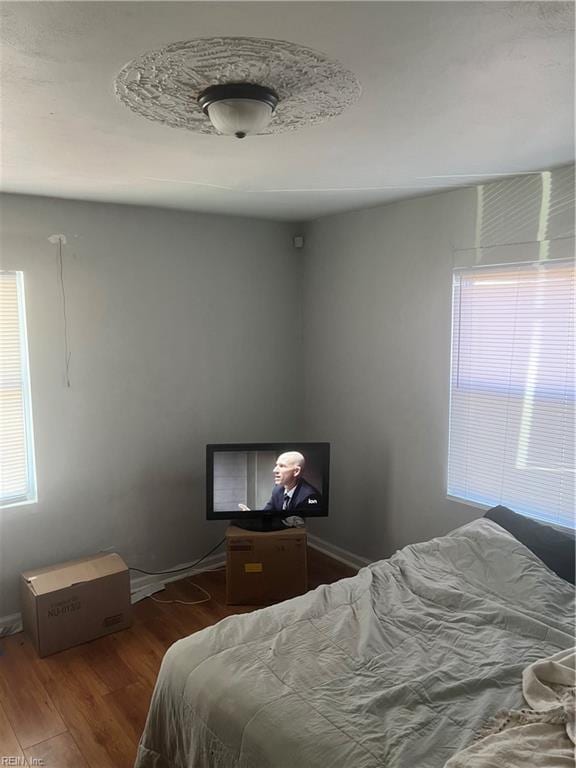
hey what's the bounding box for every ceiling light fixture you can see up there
[198,83,279,139]
[115,37,361,137]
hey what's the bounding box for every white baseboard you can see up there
[0,613,22,637]
[307,534,372,571]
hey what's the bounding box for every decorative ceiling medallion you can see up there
[114,37,362,135]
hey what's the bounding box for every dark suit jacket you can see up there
[264,479,322,513]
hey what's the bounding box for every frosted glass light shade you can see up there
[198,83,279,138]
[206,99,274,137]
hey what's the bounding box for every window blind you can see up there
[447,259,574,529]
[0,271,37,507]
[213,452,248,512]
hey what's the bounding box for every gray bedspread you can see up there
[134,519,575,768]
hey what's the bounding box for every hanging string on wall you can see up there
[48,234,71,388]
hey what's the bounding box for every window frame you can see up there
[446,259,574,530]
[0,270,38,509]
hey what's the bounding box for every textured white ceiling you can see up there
[1,1,573,221]
[115,36,362,134]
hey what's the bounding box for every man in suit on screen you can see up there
[263,451,321,513]
[238,451,321,515]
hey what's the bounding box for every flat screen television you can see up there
[206,442,330,531]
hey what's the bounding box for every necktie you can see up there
[283,493,290,511]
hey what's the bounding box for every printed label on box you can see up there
[244,563,263,573]
[47,597,81,618]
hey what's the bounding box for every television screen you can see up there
[206,443,329,529]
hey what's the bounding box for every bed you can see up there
[134,519,575,768]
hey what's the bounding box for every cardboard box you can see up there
[21,553,132,657]
[226,525,308,605]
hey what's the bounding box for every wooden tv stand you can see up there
[225,524,307,605]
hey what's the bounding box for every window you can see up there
[0,271,37,507]
[447,259,574,529]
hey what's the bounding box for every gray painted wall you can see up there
[302,167,574,561]
[1,167,573,617]
[0,195,303,616]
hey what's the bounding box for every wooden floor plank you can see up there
[24,732,88,768]
[41,644,111,698]
[0,700,28,766]
[102,681,152,744]
[32,656,137,768]
[1,547,353,768]
[80,634,139,693]
[0,635,67,749]
[308,548,357,585]
[109,624,166,689]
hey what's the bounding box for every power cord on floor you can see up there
[151,567,228,606]
[151,579,213,606]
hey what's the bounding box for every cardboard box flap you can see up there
[23,553,127,596]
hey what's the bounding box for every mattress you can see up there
[134,519,575,768]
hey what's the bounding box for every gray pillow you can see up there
[484,505,574,585]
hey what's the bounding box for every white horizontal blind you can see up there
[448,259,575,528]
[0,271,37,507]
[213,452,247,512]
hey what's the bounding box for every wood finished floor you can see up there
[0,548,355,768]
